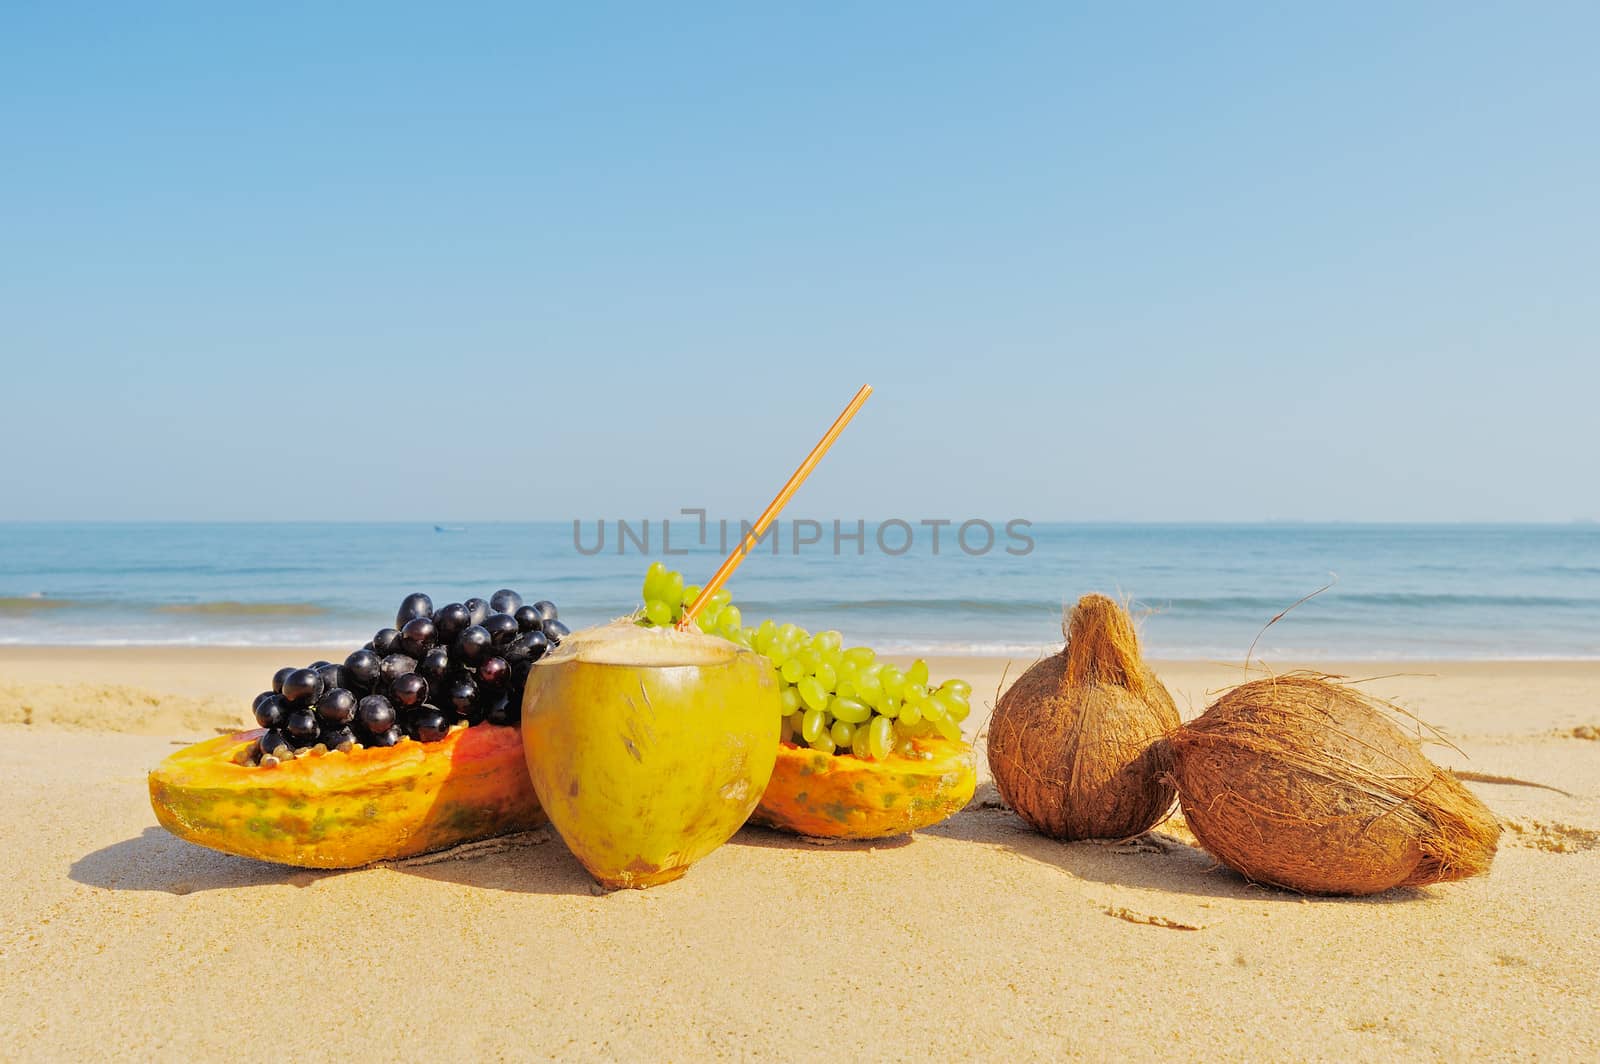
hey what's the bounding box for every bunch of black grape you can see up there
[248,589,569,765]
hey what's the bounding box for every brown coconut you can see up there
[1168,674,1500,896]
[987,594,1180,840]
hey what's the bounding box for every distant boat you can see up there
[434,525,467,533]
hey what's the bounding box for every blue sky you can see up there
[3,2,1596,522]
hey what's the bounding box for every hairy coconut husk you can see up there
[987,594,1179,840]
[1168,674,1500,896]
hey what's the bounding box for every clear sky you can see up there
[3,2,1596,523]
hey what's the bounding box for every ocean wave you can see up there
[739,597,1060,616]
[1145,592,1600,611]
[0,596,73,613]
[1,631,1593,661]
[153,601,329,617]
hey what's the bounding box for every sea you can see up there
[1,522,1597,660]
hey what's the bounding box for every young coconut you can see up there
[521,619,781,889]
[1168,674,1500,896]
[987,594,1180,840]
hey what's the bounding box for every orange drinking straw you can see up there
[677,384,873,630]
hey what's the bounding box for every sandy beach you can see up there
[2,646,1597,1061]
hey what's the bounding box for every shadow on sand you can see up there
[70,827,349,895]
[75,800,1428,904]
[922,797,1428,906]
[729,823,916,853]
[71,825,598,897]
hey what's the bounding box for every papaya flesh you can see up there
[751,737,976,839]
[148,724,545,869]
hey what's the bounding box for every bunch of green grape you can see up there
[639,562,972,760]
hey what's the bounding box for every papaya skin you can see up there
[751,737,976,839]
[148,724,545,869]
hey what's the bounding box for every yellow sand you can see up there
[1,646,1597,1060]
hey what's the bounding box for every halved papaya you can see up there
[750,737,976,839]
[148,724,544,868]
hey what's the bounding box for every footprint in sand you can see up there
[1503,819,1600,854]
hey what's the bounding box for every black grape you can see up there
[316,687,357,725]
[455,625,492,665]
[357,695,396,733]
[379,654,418,687]
[483,613,519,645]
[371,628,402,656]
[433,602,471,642]
[344,649,383,689]
[395,592,434,628]
[281,668,324,706]
[399,616,437,657]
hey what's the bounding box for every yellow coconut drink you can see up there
[521,620,781,889]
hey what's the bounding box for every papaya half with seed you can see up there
[148,724,545,868]
[751,737,976,839]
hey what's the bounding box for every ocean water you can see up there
[1,523,1597,660]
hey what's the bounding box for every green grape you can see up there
[830,695,871,724]
[850,722,872,758]
[855,666,883,705]
[633,564,976,760]
[661,571,684,611]
[868,715,894,760]
[643,561,669,603]
[778,635,804,664]
[798,676,829,713]
[843,646,876,669]
[754,619,778,655]
[945,690,971,722]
